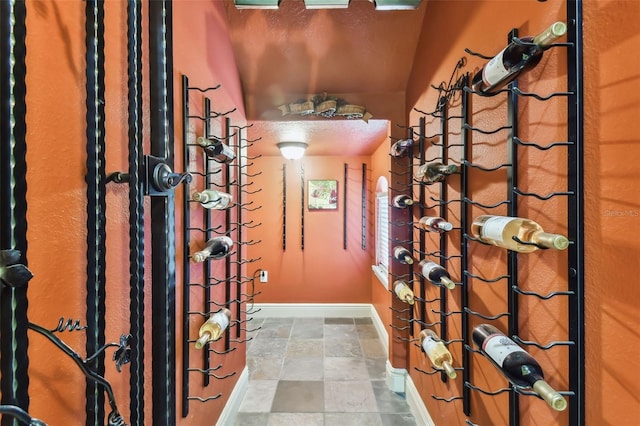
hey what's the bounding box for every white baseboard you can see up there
[406,372,436,426]
[252,303,373,319]
[386,360,407,393]
[369,303,389,357]
[216,366,249,426]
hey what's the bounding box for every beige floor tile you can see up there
[324,412,383,426]
[285,338,324,358]
[238,380,279,413]
[360,338,387,358]
[280,357,324,380]
[267,412,324,426]
[324,357,370,381]
[271,380,324,413]
[324,380,378,412]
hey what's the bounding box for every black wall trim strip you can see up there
[567,2,585,425]
[127,0,145,424]
[84,1,107,425]
[149,0,176,424]
[0,0,30,420]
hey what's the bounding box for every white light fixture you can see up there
[234,0,280,9]
[304,0,350,8]
[369,0,422,10]
[277,142,308,160]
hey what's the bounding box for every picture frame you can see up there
[308,179,338,210]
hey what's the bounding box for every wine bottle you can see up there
[192,236,234,263]
[471,21,567,95]
[472,324,567,411]
[390,138,414,157]
[471,215,569,253]
[192,189,233,210]
[393,280,415,305]
[392,194,414,209]
[196,136,236,164]
[418,259,455,289]
[417,216,453,233]
[416,162,458,185]
[195,308,231,349]
[419,329,457,379]
[392,246,414,265]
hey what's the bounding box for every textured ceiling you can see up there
[223,0,427,156]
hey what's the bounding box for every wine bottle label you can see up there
[420,261,440,278]
[483,333,527,366]
[480,216,512,243]
[482,48,510,87]
[211,311,230,331]
[421,336,438,355]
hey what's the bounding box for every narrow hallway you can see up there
[232,317,417,425]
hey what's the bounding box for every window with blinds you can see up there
[376,191,389,274]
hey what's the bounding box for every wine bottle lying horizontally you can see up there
[192,189,233,210]
[392,194,415,209]
[192,236,234,263]
[195,308,232,349]
[390,138,414,157]
[471,21,567,95]
[196,136,236,164]
[472,323,567,411]
[416,216,453,233]
[417,259,456,290]
[415,162,458,185]
[393,246,414,265]
[419,329,457,379]
[471,215,569,253]
[393,280,415,305]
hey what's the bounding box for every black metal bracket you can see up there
[144,155,192,196]
[27,322,130,425]
[0,405,47,426]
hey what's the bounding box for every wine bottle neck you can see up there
[533,22,567,48]
[532,231,569,250]
[440,276,456,290]
[532,379,567,411]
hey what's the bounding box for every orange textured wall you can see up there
[582,0,640,424]
[406,1,577,425]
[245,153,374,303]
[25,1,93,422]
[19,0,247,425]
[406,1,640,425]
[173,1,248,424]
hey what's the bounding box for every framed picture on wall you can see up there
[308,179,338,210]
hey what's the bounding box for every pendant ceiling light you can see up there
[277,142,308,160]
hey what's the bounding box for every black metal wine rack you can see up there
[180,75,263,416]
[389,3,584,425]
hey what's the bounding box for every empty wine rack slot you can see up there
[180,75,263,417]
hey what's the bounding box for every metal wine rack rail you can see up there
[388,4,584,426]
[180,75,263,416]
[2,1,171,425]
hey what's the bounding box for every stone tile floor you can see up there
[232,317,417,426]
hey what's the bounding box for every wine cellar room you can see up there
[1,0,638,425]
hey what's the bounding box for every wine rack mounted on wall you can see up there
[180,75,263,416]
[393,6,584,426]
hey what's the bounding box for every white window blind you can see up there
[376,191,389,274]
